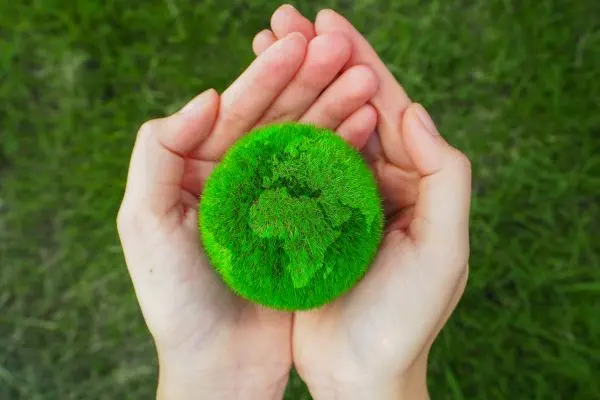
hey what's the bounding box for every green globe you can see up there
[199,123,383,310]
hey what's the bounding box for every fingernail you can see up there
[316,9,338,22]
[281,4,297,12]
[415,104,439,136]
[180,88,215,114]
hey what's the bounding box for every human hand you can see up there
[116,31,380,399]
[253,6,472,399]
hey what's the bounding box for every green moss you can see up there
[199,123,383,310]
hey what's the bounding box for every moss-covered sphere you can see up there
[199,123,383,310]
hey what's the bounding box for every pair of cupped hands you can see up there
[117,5,471,400]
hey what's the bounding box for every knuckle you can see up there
[220,106,251,129]
[261,108,290,125]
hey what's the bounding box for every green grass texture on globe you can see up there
[199,123,384,310]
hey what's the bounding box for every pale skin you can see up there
[117,5,471,400]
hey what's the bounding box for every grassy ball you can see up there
[199,123,383,310]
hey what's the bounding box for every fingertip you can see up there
[307,31,352,66]
[336,103,378,150]
[204,88,220,115]
[347,64,379,98]
[402,103,444,176]
[315,8,338,22]
[360,103,378,131]
[271,4,288,32]
[264,31,307,64]
[179,88,219,116]
[315,9,348,34]
[362,102,378,117]
[163,88,221,153]
[204,87,219,104]
[412,103,440,136]
[403,103,471,183]
[273,3,297,18]
[281,31,309,57]
[252,29,277,56]
[271,4,315,42]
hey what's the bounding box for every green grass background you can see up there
[1,0,598,398]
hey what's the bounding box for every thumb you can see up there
[120,88,220,220]
[401,103,472,264]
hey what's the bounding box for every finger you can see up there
[401,103,472,264]
[252,5,315,56]
[362,128,383,165]
[120,89,220,218]
[270,4,315,43]
[181,158,215,197]
[157,89,220,156]
[257,32,351,126]
[194,32,307,161]
[252,29,277,56]
[362,132,420,219]
[335,103,377,150]
[315,9,415,170]
[180,190,200,212]
[299,65,378,130]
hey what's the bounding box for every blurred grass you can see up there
[1,0,599,399]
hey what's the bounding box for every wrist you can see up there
[157,353,290,400]
[306,377,428,400]
[302,356,429,400]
